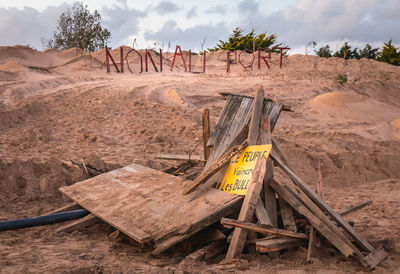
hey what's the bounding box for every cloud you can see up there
[238,0,259,15]
[206,5,226,15]
[186,7,197,18]
[235,0,400,48]
[154,1,181,15]
[0,4,69,50]
[144,20,229,50]
[0,1,147,50]
[101,0,147,46]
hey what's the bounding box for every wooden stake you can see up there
[55,214,99,233]
[202,109,211,162]
[225,157,266,262]
[338,200,372,217]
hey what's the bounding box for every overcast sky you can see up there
[0,0,399,54]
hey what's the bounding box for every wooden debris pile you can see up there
[57,89,387,271]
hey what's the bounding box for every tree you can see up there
[44,2,111,52]
[333,42,360,59]
[209,27,280,52]
[378,39,400,66]
[359,44,379,59]
[315,45,332,57]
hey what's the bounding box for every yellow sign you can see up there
[218,144,272,195]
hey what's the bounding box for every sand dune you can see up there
[1,45,400,273]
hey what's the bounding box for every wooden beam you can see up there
[362,247,388,271]
[248,88,264,145]
[221,218,308,239]
[155,154,204,162]
[255,198,273,227]
[338,200,372,217]
[257,113,278,228]
[42,203,82,216]
[269,179,355,257]
[225,157,266,261]
[186,240,226,261]
[55,214,99,233]
[256,237,305,253]
[279,199,297,232]
[270,153,375,253]
[283,177,367,261]
[202,109,211,162]
[307,226,315,262]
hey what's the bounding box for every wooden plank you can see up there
[260,118,295,231]
[255,198,273,227]
[362,247,388,271]
[284,177,367,261]
[155,154,203,162]
[221,218,308,239]
[183,140,247,195]
[268,179,355,257]
[202,108,211,161]
[205,97,253,169]
[338,200,372,216]
[307,175,323,262]
[307,226,315,262]
[61,163,239,250]
[206,95,282,168]
[225,157,266,261]
[270,153,375,253]
[249,89,275,228]
[152,196,243,255]
[264,181,278,228]
[55,214,99,233]
[248,88,265,145]
[42,202,81,216]
[256,237,304,253]
[259,116,278,228]
[206,95,243,150]
[279,199,297,232]
[186,240,226,261]
[206,95,239,148]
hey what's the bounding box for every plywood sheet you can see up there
[60,164,240,251]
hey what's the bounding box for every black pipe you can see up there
[0,209,90,231]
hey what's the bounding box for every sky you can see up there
[0,0,399,54]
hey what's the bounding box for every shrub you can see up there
[315,45,332,57]
[209,27,280,52]
[378,39,400,66]
[336,73,347,85]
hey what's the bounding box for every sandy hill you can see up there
[0,45,400,273]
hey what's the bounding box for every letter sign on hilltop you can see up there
[218,144,272,195]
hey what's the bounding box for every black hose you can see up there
[0,209,90,232]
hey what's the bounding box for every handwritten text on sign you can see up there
[218,144,272,195]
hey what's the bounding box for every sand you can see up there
[0,45,400,273]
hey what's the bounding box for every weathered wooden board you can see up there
[205,95,282,169]
[60,163,241,252]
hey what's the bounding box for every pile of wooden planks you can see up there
[55,90,387,271]
[183,89,387,270]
